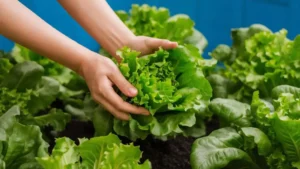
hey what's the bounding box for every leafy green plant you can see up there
[0,56,71,132]
[208,24,300,103]
[190,85,300,169]
[112,44,214,141]
[37,133,151,169]
[100,4,208,56]
[0,105,49,169]
[68,45,216,141]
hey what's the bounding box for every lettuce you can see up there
[0,106,49,169]
[0,60,71,132]
[191,85,300,169]
[208,24,300,102]
[100,4,208,55]
[110,45,214,141]
[37,133,151,169]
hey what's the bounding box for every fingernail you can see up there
[129,88,137,95]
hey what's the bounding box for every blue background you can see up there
[0,0,298,58]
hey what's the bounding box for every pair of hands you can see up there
[79,36,178,120]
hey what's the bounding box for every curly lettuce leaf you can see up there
[0,58,13,82]
[0,87,33,115]
[210,24,300,102]
[36,137,80,169]
[107,4,207,56]
[37,133,151,169]
[79,134,151,169]
[112,45,213,140]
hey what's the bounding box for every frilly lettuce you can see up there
[36,133,151,169]
[208,24,300,102]
[111,45,214,141]
[100,4,207,55]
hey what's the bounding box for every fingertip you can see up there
[169,41,178,47]
[128,87,138,97]
[141,108,150,115]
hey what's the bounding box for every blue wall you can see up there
[0,0,299,58]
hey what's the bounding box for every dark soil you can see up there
[48,116,220,169]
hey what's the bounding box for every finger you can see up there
[145,37,178,50]
[109,69,138,97]
[101,81,149,116]
[93,94,130,121]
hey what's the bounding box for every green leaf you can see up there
[0,58,13,83]
[190,127,259,169]
[272,115,300,163]
[272,85,300,99]
[209,98,252,127]
[11,44,74,84]
[26,108,71,132]
[241,127,272,156]
[0,106,49,169]
[113,45,212,140]
[36,137,80,169]
[78,133,151,169]
[0,61,44,92]
[27,76,60,114]
[184,28,208,54]
[92,106,114,137]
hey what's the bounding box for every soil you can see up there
[46,115,220,169]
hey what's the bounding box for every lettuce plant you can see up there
[0,105,49,169]
[190,85,300,169]
[37,133,151,169]
[100,4,208,56]
[208,24,300,102]
[112,45,215,141]
[0,56,71,132]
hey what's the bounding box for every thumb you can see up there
[109,70,138,97]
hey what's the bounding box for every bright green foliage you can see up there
[118,4,194,43]
[191,85,300,169]
[11,44,74,84]
[111,45,214,141]
[100,4,208,55]
[0,58,13,82]
[208,24,300,102]
[0,61,70,131]
[37,133,151,169]
[0,106,49,169]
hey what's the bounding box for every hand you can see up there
[79,52,150,120]
[114,36,178,61]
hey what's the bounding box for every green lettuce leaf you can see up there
[112,45,213,140]
[37,133,151,169]
[208,98,252,127]
[190,127,260,169]
[11,44,74,85]
[209,24,300,102]
[0,106,49,169]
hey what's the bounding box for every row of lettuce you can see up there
[1,3,300,169]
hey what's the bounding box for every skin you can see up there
[0,0,178,120]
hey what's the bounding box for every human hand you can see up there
[114,36,178,61]
[79,52,150,120]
